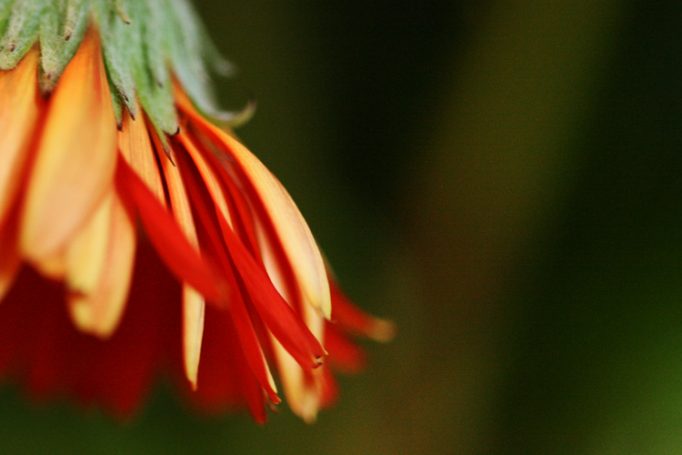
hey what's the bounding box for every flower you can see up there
[0,1,393,423]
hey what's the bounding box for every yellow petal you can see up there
[66,191,136,338]
[259,240,323,421]
[227,137,330,318]
[65,192,112,297]
[272,340,322,423]
[257,218,325,343]
[230,138,330,317]
[160,147,205,388]
[0,49,41,226]
[118,109,166,205]
[182,285,205,389]
[33,250,68,280]
[20,31,117,261]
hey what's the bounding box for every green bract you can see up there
[0,0,232,136]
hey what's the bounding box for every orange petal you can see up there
[118,109,166,205]
[177,94,330,319]
[159,146,206,388]
[20,31,117,261]
[0,49,41,226]
[65,190,136,338]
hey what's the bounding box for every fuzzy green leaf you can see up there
[0,0,46,70]
[0,0,235,136]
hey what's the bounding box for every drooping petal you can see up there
[319,366,339,408]
[177,135,326,367]
[176,132,232,227]
[72,243,176,417]
[177,92,331,319]
[271,340,323,423]
[193,303,268,423]
[114,156,224,303]
[217,211,325,369]
[223,139,331,318]
[20,31,117,262]
[324,325,366,373]
[117,109,166,204]
[330,280,396,342]
[242,211,326,419]
[175,148,279,404]
[1,244,175,417]
[0,49,42,226]
[65,192,113,301]
[159,147,206,389]
[181,286,205,390]
[65,191,137,338]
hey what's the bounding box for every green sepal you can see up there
[94,0,137,121]
[38,0,89,92]
[0,0,46,70]
[124,0,177,135]
[0,0,236,137]
[0,0,15,42]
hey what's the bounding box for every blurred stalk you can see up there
[401,1,625,453]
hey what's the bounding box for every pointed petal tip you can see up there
[299,389,320,424]
[182,287,206,392]
[370,318,397,343]
[176,95,332,324]
[67,296,117,339]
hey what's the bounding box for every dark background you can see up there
[2,0,682,453]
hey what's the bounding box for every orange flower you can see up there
[0,25,393,422]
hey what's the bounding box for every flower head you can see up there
[0,0,393,422]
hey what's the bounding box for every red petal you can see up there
[114,155,225,303]
[175,148,279,403]
[175,148,325,369]
[330,280,396,342]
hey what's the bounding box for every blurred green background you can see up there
[3,0,682,453]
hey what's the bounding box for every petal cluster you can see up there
[0,31,393,421]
